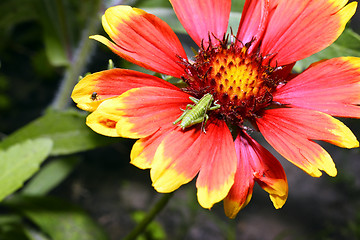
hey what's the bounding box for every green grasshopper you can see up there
[173,93,220,133]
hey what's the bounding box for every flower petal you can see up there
[240,132,288,209]
[151,127,203,193]
[94,86,192,139]
[86,105,121,137]
[224,131,288,218]
[91,5,187,78]
[170,0,231,47]
[71,69,179,112]
[130,125,175,170]
[224,135,254,218]
[195,119,237,209]
[274,57,360,118]
[151,119,237,209]
[260,0,357,66]
[257,108,359,177]
[236,0,270,52]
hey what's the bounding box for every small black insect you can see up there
[90,92,99,101]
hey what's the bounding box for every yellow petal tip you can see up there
[197,179,234,210]
[150,143,193,193]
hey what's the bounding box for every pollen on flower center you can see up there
[182,38,282,127]
[210,46,267,101]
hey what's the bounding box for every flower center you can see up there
[182,39,282,127]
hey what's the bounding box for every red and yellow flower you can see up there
[72,0,359,218]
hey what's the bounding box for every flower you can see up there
[71,0,359,218]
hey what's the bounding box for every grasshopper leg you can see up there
[189,97,199,104]
[173,109,189,125]
[201,114,209,133]
[173,104,195,125]
[209,100,220,111]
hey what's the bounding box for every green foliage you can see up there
[135,0,172,8]
[0,0,112,238]
[0,215,35,240]
[132,211,166,240]
[0,0,37,33]
[0,138,53,202]
[21,157,80,196]
[294,28,360,72]
[232,0,246,12]
[4,196,108,240]
[0,110,120,156]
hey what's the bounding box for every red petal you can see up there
[260,0,357,66]
[117,87,191,138]
[240,132,288,208]
[236,0,270,52]
[170,0,231,47]
[274,57,360,118]
[195,119,237,209]
[257,108,359,177]
[91,6,187,78]
[224,133,254,218]
[71,69,179,112]
[224,131,288,218]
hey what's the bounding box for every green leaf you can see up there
[43,31,70,67]
[228,12,241,34]
[132,211,166,240]
[334,27,360,52]
[0,218,31,240]
[294,28,360,72]
[0,214,51,240]
[136,0,171,8]
[0,138,53,202]
[0,0,37,31]
[21,157,80,196]
[34,2,70,67]
[5,196,108,240]
[0,215,24,236]
[0,109,121,156]
[231,0,246,12]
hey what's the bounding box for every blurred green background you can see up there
[0,0,360,239]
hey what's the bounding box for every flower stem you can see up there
[123,193,174,240]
